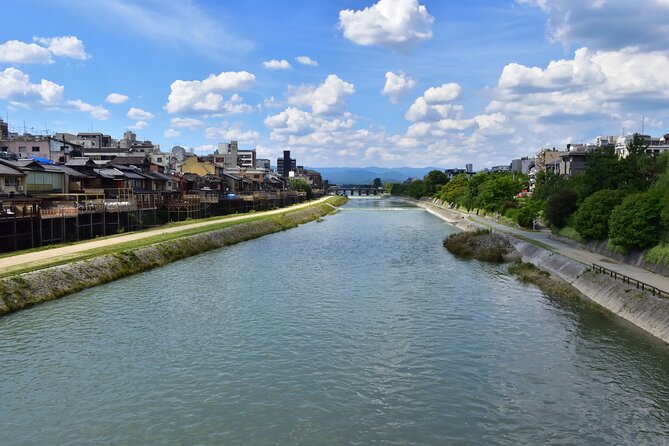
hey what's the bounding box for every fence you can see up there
[589,263,668,299]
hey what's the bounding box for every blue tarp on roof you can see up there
[29,156,55,164]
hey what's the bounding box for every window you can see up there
[0,147,7,152]
[5,177,17,186]
[32,146,40,152]
[157,157,163,162]
[19,146,26,152]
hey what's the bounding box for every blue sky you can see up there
[2,0,669,168]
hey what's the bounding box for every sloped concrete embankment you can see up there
[418,200,669,343]
[0,203,340,316]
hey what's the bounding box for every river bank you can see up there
[0,196,347,316]
[417,199,669,344]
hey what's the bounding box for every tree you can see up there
[516,198,545,228]
[289,178,313,199]
[533,170,567,201]
[545,189,577,228]
[573,189,628,240]
[372,177,382,188]
[476,174,526,213]
[423,170,449,196]
[404,180,425,199]
[439,174,468,206]
[609,189,663,251]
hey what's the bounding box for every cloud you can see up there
[405,83,463,122]
[128,120,148,130]
[287,74,355,116]
[423,83,462,104]
[33,36,90,60]
[58,0,252,55]
[164,128,180,138]
[381,71,416,103]
[0,40,52,64]
[295,56,318,66]
[165,70,256,114]
[338,0,434,51]
[0,67,63,105]
[170,117,204,129]
[127,107,154,120]
[516,0,669,51]
[263,59,292,70]
[106,93,129,104]
[66,99,110,120]
[262,96,282,109]
[204,123,261,142]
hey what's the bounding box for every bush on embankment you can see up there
[0,198,347,316]
[443,229,517,262]
[508,262,585,301]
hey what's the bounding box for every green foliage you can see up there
[554,226,586,243]
[508,263,584,301]
[643,243,669,268]
[573,189,628,240]
[404,180,425,199]
[372,177,382,188]
[443,229,511,262]
[545,189,577,228]
[438,174,468,206]
[533,170,568,201]
[423,170,449,196]
[476,173,526,213]
[289,178,313,199]
[609,189,663,251]
[516,198,544,228]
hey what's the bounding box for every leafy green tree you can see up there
[516,198,545,228]
[388,183,405,195]
[476,174,526,213]
[289,178,313,199]
[533,170,568,201]
[404,180,425,199]
[372,177,382,188]
[573,189,628,240]
[423,170,449,196]
[545,188,577,228]
[609,189,663,250]
[439,174,468,206]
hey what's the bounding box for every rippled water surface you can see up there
[2,198,669,445]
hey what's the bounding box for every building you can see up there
[277,150,296,177]
[0,119,7,140]
[535,148,563,172]
[615,133,669,158]
[255,158,271,170]
[238,149,256,169]
[0,135,82,163]
[510,157,535,174]
[0,161,26,196]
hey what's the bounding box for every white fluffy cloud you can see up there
[106,93,129,104]
[287,74,355,116]
[170,117,204,129]
[295,56,318,66]
[0,36,89,64]
[66,99,110,120]
[33,36,90,60]
[128,120,148,130]
[205,123,261,142]
[165,71,256,114]
[517,0,669,51]
[0,67,63,105]
[405,83,463,122]
[127,107,154,120]
[381,71,416,103]
[0,40,52,64]
[164,128,180,138]
[338,0,434,51]
[263,59,292,70]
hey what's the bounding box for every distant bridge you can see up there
[328,186,385,196]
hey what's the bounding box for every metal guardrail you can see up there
[589,263,668,299]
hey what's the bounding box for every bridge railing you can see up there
[589,263,668,299]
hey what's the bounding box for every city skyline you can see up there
[1,0,669,167]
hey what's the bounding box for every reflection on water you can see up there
[1,197,668,445]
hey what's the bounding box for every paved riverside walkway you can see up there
[0,196,331,271]
[426,201,669,294]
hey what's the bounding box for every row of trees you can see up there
[389,136,669,253]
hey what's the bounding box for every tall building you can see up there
[0,119,8,140]
[277,150,296,177]
[238,149,256,169]
[255,158,271,170]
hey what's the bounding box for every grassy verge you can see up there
[0,196,346,279]
[553,226,586,243]
[508,262,584,300]
[643,243,669,268]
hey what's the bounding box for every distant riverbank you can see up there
[417,199,669,344]
[0,196,348,316]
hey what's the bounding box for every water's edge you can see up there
[417,200,669,344]
[0,199,346,316]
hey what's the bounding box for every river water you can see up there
[2,197,669,445]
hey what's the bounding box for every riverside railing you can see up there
[589,263,668,299]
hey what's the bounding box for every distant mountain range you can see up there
[309,166,444,185]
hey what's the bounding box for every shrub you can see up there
[573,189,628,240]
[609,189,663,251]
[545,189,577,228]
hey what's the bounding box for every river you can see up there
[1,197,669,445]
